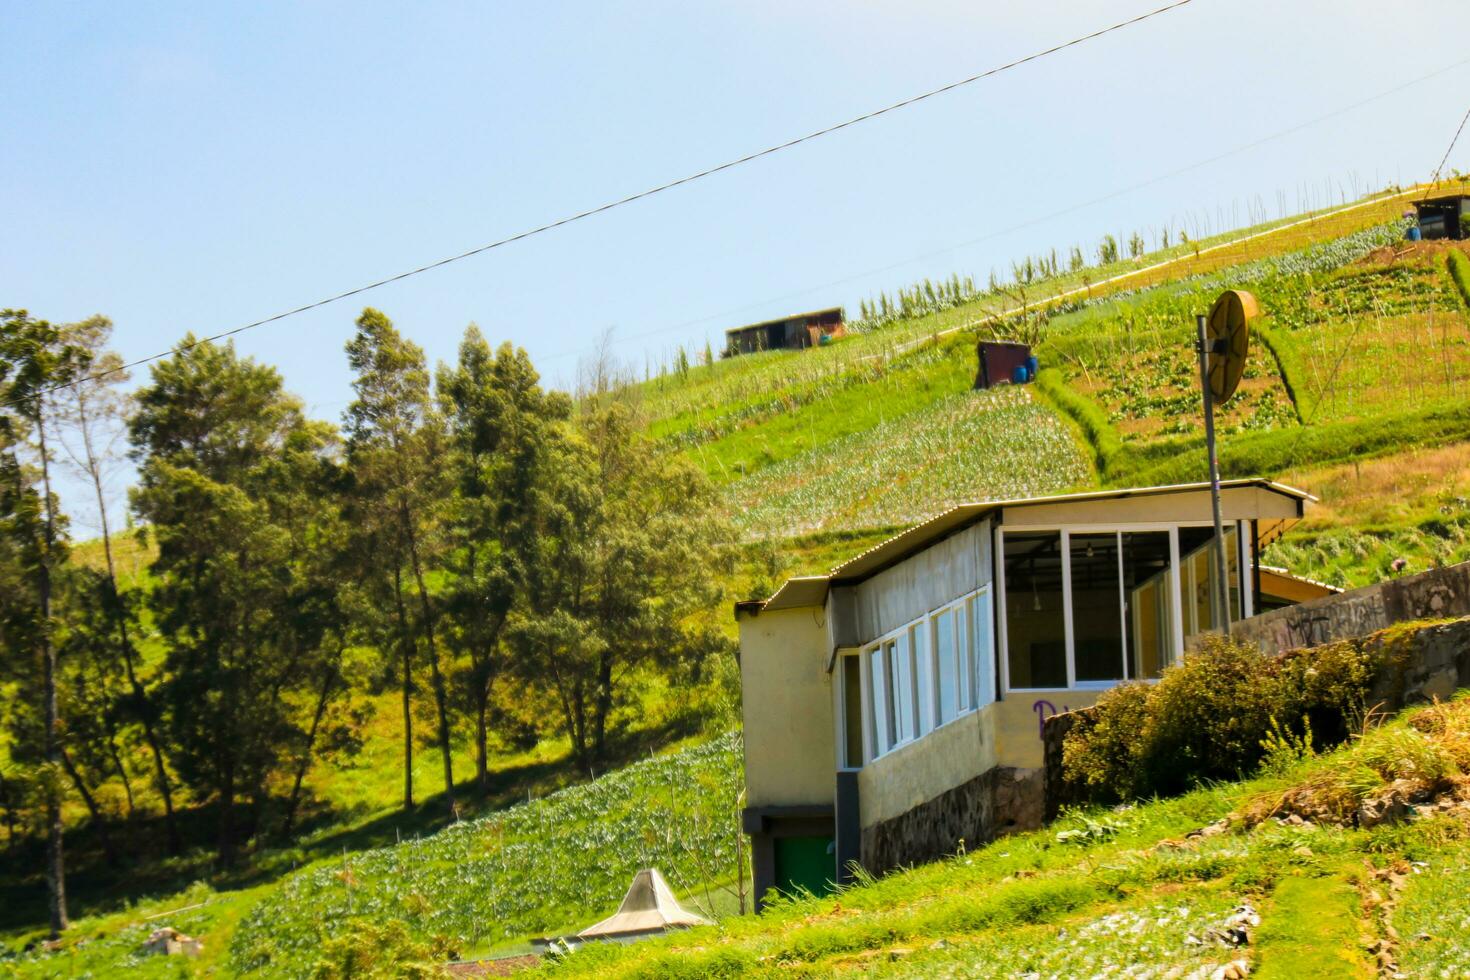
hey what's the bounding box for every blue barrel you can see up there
[1025,355,1039,376]
[1012,364,1028,384]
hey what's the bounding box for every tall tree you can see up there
[514,396,731,771]
[52,315,181,851]
[437,327,570,792]
[130,336,336,866]
[0,309,85,936]
[344,309,455,814]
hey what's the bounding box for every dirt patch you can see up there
[444,954,540,976]
[1361,241,1470,266]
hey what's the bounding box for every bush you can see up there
[1062,635,1380,801]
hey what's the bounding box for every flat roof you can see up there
[746,479,1315,613]
[724,307,844,337]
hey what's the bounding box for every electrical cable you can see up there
[538,54,1470,363]
[1429,106,1470,188]
[44,0,1195,393]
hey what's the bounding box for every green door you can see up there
[774,835,835,898]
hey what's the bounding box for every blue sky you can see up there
[4,0,1469,522]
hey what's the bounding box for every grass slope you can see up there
[542,695,1470,978]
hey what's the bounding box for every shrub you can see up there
[1062,635,1379,801]
[1062,682,1151,799]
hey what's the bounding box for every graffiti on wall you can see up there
[1031,699,1072,739]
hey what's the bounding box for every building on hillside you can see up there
[724,307,845,356]
[1412,194,1470,240]
[974,340,1034,389]
[735,480,1334,908]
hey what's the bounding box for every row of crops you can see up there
[1040,222,1420,442]
[229,732,743,977]
[723,386,1092,540]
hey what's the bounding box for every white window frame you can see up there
[997,521,1252,695]
[858,584,996,763]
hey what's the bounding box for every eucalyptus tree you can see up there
[344,308,455,814]
[437,327,571,791]
[0,308,85,936]
[514,395,732,771]
[52,315,180,850]
[130,336,338,866]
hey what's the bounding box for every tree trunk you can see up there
[281,663,336,841]
[402,510,455,814]
[59,746,117,866]
[76,391,181,851]
[593,648,614,762]
[218,760,237,869]
[35,411,69,937]
[474,682,490,794]
[393,564,414,810]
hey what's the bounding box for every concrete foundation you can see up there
[859,765,1042,875]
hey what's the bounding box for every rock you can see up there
[1211,958,1250,979]
[141,927,203,958]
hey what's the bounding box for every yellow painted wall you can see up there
[737,606,835,808]
[992,691,1103,769]
[857,707,997,828]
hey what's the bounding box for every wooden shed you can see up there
[974,340,1033,389]
[724,308,845,356]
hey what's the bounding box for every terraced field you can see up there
[724,385,1091,539]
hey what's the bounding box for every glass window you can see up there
[934,609,958,725]
[1069,532,1125,683]
[888,637,915,744]
[972,589,994,706]
[912,623,933,735]
[867,645,888,756]
[1179,525,1240,636]
[1005,532,1067,688]
[1122,531,1174,679]
[842,655,863,768]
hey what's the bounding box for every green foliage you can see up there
[722,385,1090,538]
[230,733,743,977]
[1449,248,1470,308]
[1097,234,1120,265]
[1032,367,1122,478]
[1253,874,1369,979]
[1063,635,1380,800]
[310,919,454,979]
[1259,715,1315,777]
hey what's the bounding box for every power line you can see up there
[1430,106,1470,187]
[47,0,1195,394]
[543,54,1470,364]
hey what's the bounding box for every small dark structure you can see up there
[724,307,845,356]
[974,340,1034,389]
[1413,195,1470,240]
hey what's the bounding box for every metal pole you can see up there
[1196,314,1231,636]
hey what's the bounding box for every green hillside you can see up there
[8,181,1470,977]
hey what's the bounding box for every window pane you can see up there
[868,646,888,756]
[935,610,957,725]
[1179,526,1240,635]
[912,624,933,735]
[1122,531,1173,679]
[973,590,994,706]
[1070,532,1125,682]
[889,638,914,743]
[842,655,864,767]
[1004,532,1067,688]
[957,602,974,711]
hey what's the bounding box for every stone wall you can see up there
[1225,561,1470,654]
[859,766,1042,875]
